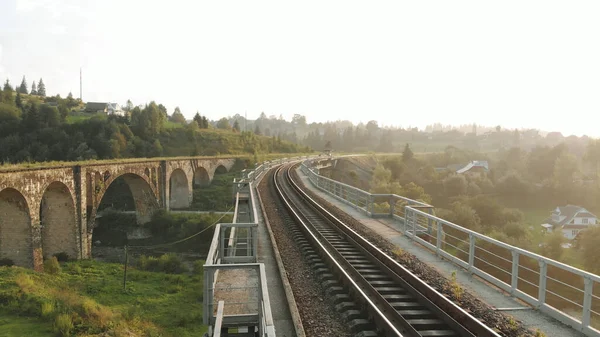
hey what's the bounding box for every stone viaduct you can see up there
[0,157,236,270]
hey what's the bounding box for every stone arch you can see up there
[169,168,190,209]
[214,164,228,175]
[194,167,211,187]
[94,173,159,225]
[40,182,78,260]
[0,188,33,267]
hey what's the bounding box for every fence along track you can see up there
[274,164,501,337]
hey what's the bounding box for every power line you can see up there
[127,207,234,249]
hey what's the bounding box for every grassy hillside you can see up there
[0,260,206,336]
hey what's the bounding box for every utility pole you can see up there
[79,67,82,101]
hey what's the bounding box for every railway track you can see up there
[273,163,501,337]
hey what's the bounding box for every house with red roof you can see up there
[541,205,598,240]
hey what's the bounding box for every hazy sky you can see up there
[1,1,599,136]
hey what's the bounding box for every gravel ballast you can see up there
[258,170,354,337]
[290,166,541,337]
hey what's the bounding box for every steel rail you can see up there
[280,163,502,337]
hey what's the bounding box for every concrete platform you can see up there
[213,268,259,316]
[253,180,296,337]
[296,167,585,337]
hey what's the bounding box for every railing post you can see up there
[427,208,433,235]
[468,234,475,272]
[389,195,395,218]
[511,250,519,295]
[412,209,417,237]
[436,221,443,256]
[538,259,547,308]
[583,276,593,329]
[219,227,225,260]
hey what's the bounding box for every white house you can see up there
[541,205,598,240]
[107,103,124,116]
[85,102,125,116]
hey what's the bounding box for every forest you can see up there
[0,78,308,165]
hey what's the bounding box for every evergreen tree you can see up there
[15,92,23,109]
[2,80,14,104]
[233,120,240,132]
[37,78,46,96]
[31,81,37,95]
[201,116,209,128]
[193,112,202,125]
[18,76,28,94]
[254,125,261,135]
[402,143,414,162]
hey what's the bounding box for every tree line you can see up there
[0,81,308,164]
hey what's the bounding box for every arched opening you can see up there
[0,188,32,267]
[169,169,190,209]
[40,182,78,261]
[214,165,228,175]
[194,167,210,187]
[92,174,158,256]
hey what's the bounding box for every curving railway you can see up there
[270,163,502,337]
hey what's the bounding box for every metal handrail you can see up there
[301,157,600,337]
[204,155,317,336]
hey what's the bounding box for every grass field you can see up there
[0,259,207,337]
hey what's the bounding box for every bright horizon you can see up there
[1,1,599,137]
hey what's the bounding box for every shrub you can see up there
[54,314,73,337]
[44,256,61,275]
[193,260,204,275]
[0,258,14,266]
[138,253,187,274]
[41,301,55,318]
[159,253,186,274]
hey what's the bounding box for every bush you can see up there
[138,253,187,274]
[44,256,61,275]
[159,253,186,274]
[54,314,73,337]
[193,260,204,275]
[0,258,14,266]
[41,301,55,318]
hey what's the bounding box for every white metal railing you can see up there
[204,155,316,336]
[301,158,600,337]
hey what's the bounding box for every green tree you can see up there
[193,112,202,126]
[158,104,168,117]
[439,201,482,232]
[584,139,600,176]
[2,80,14,104]
[30,81,37,95]
[292,114,307,126]
[66,92,77,108]
[233,120,240,132]
[443,174,468,197]
[15,91,23,109]
[216,117,230,130]
[578,226,600,273]
[37,78,46,97]
[553,152,579,190]
[402,143,414,162]
[540,230,567,261]
[18,76,28,94]
[254,124,261,135]
[201,116,209,128]
[170,107,187,124]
